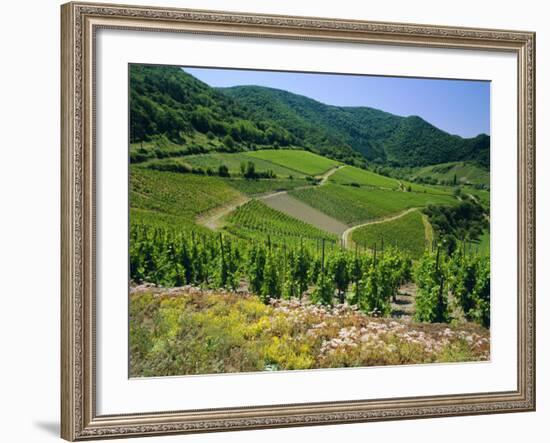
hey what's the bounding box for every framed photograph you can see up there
[61,1,536,440]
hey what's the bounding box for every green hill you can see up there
[223,85,490,168]
[130,64,489,169]
[411,161,490,187]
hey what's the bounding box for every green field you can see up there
[247,149,340,176]
[224,200,337,246]
[223,177,309,195]
[290,183,458,225]
[180,152,306,177]
[130,167,242,227]
[405,181,454,196]
[412,162,490,186]
[350,210,427,258]
[329,165,452,196]
[329,165,400,189]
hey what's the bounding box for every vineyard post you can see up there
[321,238,325,274]
[354,243,359,289]
[435,244,446,322]
[373,242,377,267]
[219,233,225,286]
[203,234,209,284]
[282,242,286,294]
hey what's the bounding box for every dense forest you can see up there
[129,65,490,169]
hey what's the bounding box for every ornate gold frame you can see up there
[61,2,536,440]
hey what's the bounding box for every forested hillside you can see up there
[130,64,489,169]
[224,86,489,167]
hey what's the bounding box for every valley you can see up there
[128,64,491,376]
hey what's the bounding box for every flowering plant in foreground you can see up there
[130,285,489,377]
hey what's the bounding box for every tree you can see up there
[244,161,257,179]
[222,135,235,150]
[218,164,230,177]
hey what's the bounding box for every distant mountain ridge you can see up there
[130,65,489,168]
[222,85,489,168]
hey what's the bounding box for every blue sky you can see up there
[183,67,490,138]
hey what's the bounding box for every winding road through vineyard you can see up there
[341,207,420,248]
[197,164,435,249]
[197,165,344,233]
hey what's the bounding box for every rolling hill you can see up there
[130,64,489,169]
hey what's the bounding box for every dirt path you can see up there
[199,165,345,232]
[420,212,433,246]
[392,282,417,318]
[196,195,250,230]
[317,165,342,185]
[341,207,420,248]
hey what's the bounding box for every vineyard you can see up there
[129,224,490,376]
[224,200,337,246]
[247,149,340,176]
[222,177,308,195]
[127,64,491,377]
[130,221,490,326]
[181,152,306,177]
[328,164,404,189]
[350,209,428,259]
[289,183,457,225]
